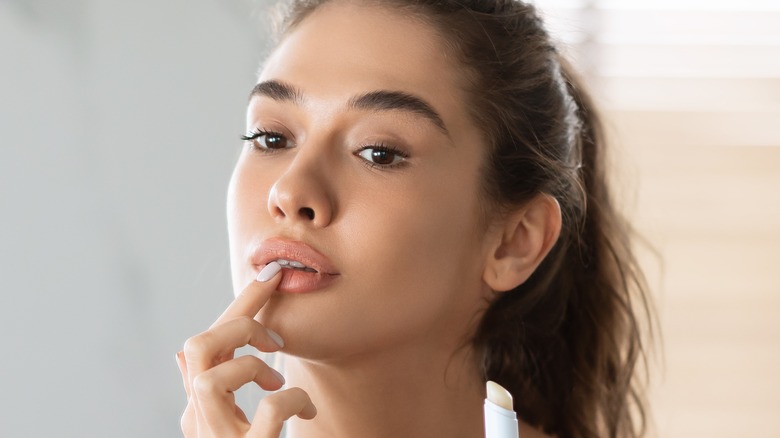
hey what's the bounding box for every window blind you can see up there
[532,0,780,117]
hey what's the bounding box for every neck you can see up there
[283,341,485,438]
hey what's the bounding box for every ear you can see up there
[482,194,562,293]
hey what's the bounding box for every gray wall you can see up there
[0,1,270,436]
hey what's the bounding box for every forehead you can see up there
[258,1,466,118]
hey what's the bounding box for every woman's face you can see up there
[228,1,493,360]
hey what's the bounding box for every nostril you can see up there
[299,207,315,220]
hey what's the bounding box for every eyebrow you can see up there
[249,80,449,135]
[249,80,303,104]
[348,90,448,134]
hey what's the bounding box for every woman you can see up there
[176,0,653,436]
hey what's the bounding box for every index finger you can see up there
[211,262,282,329]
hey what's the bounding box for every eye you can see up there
[356,145,407,167]
[240,129,290,151]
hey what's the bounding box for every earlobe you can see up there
[482,194,562,293]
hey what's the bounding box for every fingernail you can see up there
[256,261,282,282]
[271,367,286,385]
[266,328,285,348]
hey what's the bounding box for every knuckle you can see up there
[183,332,213,357]
[192,373,218,397]
[235,315,257,331]
[257,396,286,421]
[239,354,264,368]
[287,387,306,398]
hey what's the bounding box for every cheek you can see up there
[228,160,263,229]
[342,170,487,332]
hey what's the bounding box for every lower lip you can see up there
[275,268,338,294]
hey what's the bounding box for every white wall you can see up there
[0,1,270,436]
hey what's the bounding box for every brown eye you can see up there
[242,130,290,151]
[357,147,405,167]
[257,133,288,150]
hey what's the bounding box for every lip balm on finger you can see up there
[484,380,519,438]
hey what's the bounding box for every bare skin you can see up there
[177,1,560,436]
[177,266,317,437]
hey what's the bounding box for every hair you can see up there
[272,0,655,437]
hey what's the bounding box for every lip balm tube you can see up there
[484,380,519,438]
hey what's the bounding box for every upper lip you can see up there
[251,237,338,275]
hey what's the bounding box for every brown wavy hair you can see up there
[274,0,655,436]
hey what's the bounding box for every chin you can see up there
[257,305,404,365]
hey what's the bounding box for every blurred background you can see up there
[537,1,780,436]
[1,0,778,436]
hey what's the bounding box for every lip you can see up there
[251,237,340,294]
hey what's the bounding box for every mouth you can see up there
[251,237,340,293]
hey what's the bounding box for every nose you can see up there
[267,150,335,228]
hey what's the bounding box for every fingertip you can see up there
[266,327,285,349]
[287,387,317,420]
[175,351,186,371]
[213,262,283,327]
[175,351,191,398]
[270,367,286,386]
[298,401,317,420]
[256,261,282,282]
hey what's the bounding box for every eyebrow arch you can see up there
[349,90,448,134]
[248,80,303,104]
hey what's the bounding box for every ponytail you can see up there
[474,55,652,438]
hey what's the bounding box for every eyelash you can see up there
[240,128,288,152]
[355,143,409,170]
[240,128,409,169]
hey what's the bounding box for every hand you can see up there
[176,262,317,437]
